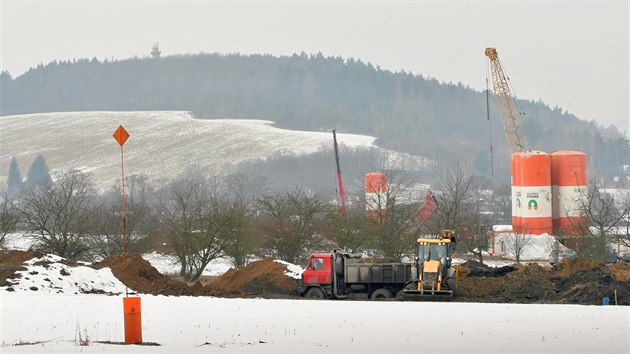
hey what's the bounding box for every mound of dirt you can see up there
[208,258,299,297]
[495,263,555,303]
[554,258,606,278]
[94,254,231,297]
[0,250,41,287]
[458,258,630,305]
[555,267,618,304]
[608,262,630,282]
[461,261,517,278]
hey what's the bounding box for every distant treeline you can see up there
[1,53,627,185]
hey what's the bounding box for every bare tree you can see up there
[584,182,627,238]
[90,174,157,259]
[158,170,255,280]
[323,206,369,254]
[0,193,20,247]
[256,189,328,263]
[360,170,421,260]
[221,205,257,268]
[430,165,475,231]
[221,173,264,267]
[18,169,98,260]
[158,170,216,280]
[570,182,628,261]
[183,197,241,280]
[429,164,491,262]
[503,232,533,263]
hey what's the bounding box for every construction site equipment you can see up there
[485,47,526,154]
[299,230,457,300]
[298,252,413,300]
[402,230,457,298]
[332,129,346,212]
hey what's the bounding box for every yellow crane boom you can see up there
[485,47,526,154]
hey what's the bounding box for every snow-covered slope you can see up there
[0,111,428,188]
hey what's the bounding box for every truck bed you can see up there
[344,263,412,284]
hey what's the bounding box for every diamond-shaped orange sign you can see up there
[113,125,130,146]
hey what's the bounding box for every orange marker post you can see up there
[113,125,142,344]
[123,297,142,344]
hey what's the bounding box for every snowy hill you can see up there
[0,111,429,189]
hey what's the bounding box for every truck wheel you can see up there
[370,288,393,300]
[305,287,326,299]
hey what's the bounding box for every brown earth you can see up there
[94,254,297,298]
[457,258,630,305]
[94,254,226,297]
[207,257,298,297]
[2,250,629,305]
[0,250,42,288]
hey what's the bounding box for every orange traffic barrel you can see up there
[511,152,523,234]
[364,172,387,220]
[520,151,552,235]
[123,297,142,344]
[551,151,587,236]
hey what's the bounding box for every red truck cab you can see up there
[301,253,333,285]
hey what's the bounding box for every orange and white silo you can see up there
[365,172,387,220]
[519,151,553,235]
[511,152,523,234]
[551,151,588,236]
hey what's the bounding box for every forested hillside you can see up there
[1,53,627,184]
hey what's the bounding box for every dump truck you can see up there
[298,251,413,300]
[299,230,458,300]
[402,231,457,299]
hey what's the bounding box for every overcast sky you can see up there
[1,1,628,133]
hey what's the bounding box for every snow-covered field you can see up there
[2,234,629,353]
[1,294,628,353]
[0,111,429,189]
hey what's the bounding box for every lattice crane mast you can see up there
[485,47,526,154]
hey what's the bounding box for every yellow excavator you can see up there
[403,230,458,299]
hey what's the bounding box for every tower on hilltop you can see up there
[151,43,161,59]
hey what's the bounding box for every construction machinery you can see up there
[332,129,346,212]
[299,230,457,300]
[402,230,457,298]
[298,251,413,300]
[485,47,526,154]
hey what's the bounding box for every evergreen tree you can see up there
[26,154,52,188]
[7,157,23,194]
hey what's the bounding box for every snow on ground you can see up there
[492,233,567,261]
[273,260,303,279]
[1,293,628,353]
[5,254,127,295]
[1,234,629,352]
[0,111,429,189]
[2,233,35,251]
[141,252,235,277]
[2,234,237,278]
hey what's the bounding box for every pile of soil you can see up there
[4,249,628,305]
[94,254,229,297]
[208,257,298,298]
[0,250,41,287]
[95,255,299,298]
[457,258,630,305]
